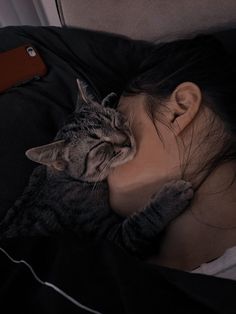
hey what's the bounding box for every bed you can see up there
[0,15,236,314]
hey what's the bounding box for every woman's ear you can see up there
[166,82,202,135]
[25,140,67,171]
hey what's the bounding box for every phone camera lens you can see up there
[26,46,36,57]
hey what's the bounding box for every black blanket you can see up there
[0,26,236,313]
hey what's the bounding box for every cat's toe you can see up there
[180,185,194,201]
[168,180,192,192]
[156,180,192,198]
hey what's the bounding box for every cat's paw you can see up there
[149,180,194,220]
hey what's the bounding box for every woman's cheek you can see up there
[108,135,180,216]
[108,96,181,216]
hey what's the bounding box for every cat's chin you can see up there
[110,147,136,168]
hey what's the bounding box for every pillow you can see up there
[0,26,154,218]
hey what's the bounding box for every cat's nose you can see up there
[112,131,131,151]
[121,137,131,148]
[114,137,131,153]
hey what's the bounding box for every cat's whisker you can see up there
[90,155,116,195]
[127,111,132,126]
[129,110,135,128]
[90,168,106,194]
[91,126,96,133]
[124,110,134,130]
[90,161,111,194]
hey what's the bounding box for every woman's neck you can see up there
[148,160,236,270]
[190,161,236,229]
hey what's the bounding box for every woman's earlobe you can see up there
[170,82,202,135]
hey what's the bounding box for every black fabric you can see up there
[0,26,236,313]
[1,234,236,314]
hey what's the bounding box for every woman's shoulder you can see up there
[192,245,236,281]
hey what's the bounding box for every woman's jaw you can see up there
[107,94,181,216]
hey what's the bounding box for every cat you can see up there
[0,79,193,258]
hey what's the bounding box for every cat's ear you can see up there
[75,78,95,113]
[77,78,91,104]
[25,140,67,171]
[101,92,118,109]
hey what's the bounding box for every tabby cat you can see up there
[0,79,193,258]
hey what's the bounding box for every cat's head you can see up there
[25,79,136,182]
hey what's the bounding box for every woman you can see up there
[108,35,236,277]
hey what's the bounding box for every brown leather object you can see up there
[0,44,47,93]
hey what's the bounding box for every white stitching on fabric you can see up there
[0,247,103,314]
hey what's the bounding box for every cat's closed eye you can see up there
[90,133,100,140]
[102,113,113,122]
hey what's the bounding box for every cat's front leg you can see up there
[147,180,193,223]
[119,180,193,257]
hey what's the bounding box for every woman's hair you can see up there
[122,35,236,189]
